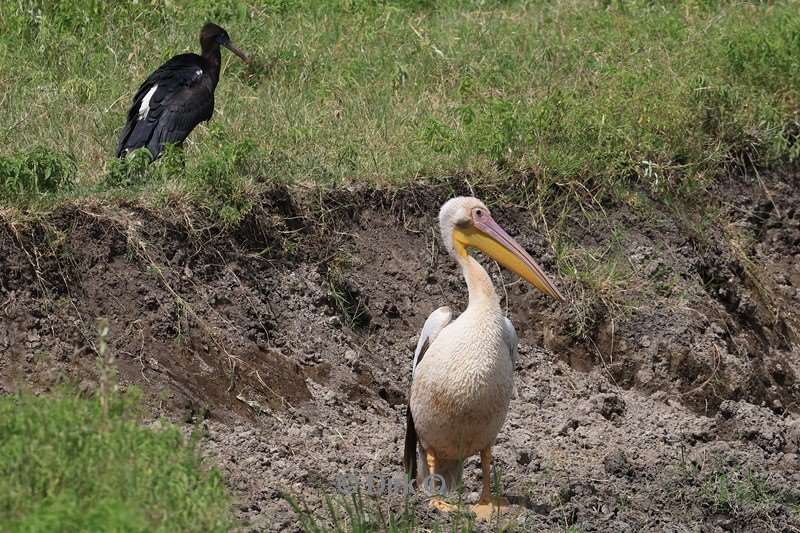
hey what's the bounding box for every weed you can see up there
[103,147,170,189]
[285,492,417,533]
[0,314,233,531]
[173,297,189,344]
[95,318,116,419]
[555,232,635,341]
[284,490,480,533]
[0,147,76,200]
[190,136,261,225]
[700,467,778,518]
[0,388,233,531]
[323,256,371,330]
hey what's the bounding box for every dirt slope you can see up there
[1,173,799,532]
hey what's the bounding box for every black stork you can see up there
[116,22,249,159]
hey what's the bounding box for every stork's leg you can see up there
[471,447,510,521]
[425,448,456,513]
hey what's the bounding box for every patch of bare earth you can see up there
[1,173,799,532]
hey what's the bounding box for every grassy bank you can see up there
[1,1,799,218]
[0,389,233,532]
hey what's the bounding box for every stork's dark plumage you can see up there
[116,22,249,159]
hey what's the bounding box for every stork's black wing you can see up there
[116,53,214,158]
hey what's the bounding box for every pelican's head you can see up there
[439,197,564,301]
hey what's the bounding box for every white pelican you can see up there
[404,197,564,520]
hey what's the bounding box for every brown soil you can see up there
[1,172,799,532]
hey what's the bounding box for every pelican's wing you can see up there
[502,316,519,364]
[411,306,453,375]
[503,317,519,398]
[404,306,452,477]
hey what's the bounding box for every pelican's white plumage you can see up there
[411,306,452,375]
[404,197,563,520]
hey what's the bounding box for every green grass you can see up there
[286,493,419,533]
[672,456,800,526]
[0,389,233,532]
[699,466,800,520]
[284,491,482,533]
[2,0,800,219]
[0,146,77,200]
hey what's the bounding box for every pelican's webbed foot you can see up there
[428,496,457,513]
[471,495,511,521]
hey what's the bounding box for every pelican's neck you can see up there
[457,253,500,310]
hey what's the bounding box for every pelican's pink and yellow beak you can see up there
[453,214,564,301]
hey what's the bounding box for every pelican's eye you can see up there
[472,207,488,221]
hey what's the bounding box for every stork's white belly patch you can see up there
[138,85,158,120]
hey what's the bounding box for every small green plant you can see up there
[104,144,188,190]
[104,148,155,188]
[700,467,778,518]
[323,257,370,330]
[174,297,189,344]
[284,489,479,533]
[190,136,261,225]
[0,146,76,200]
[285,492,418,533]
[95,318,116,420]
[0,388,233,532]
[420,118,457,154]
[463,98,525,162]
[0,318,232,531]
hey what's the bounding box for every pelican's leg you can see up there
[425,449,456,513]
[471,447,510,521]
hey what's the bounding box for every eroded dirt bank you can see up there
[1,173,799,531]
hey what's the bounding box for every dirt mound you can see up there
[1,173,799,531]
